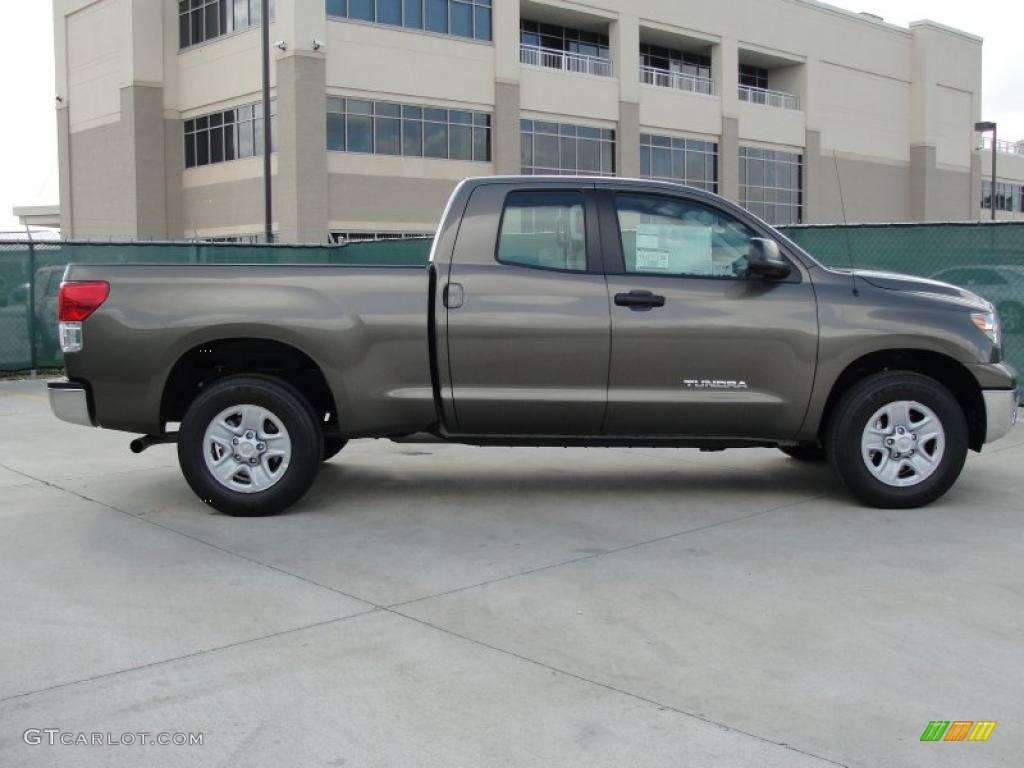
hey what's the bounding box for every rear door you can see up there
[443,183,611,436]
[599,189,818,439]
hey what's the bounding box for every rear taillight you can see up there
[58,281,109,322]
[58,281,109,354]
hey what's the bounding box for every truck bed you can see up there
[63,263,436,437]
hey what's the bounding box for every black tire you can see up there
[178,375,323,516]
[322,435,349,462]
[826,371,968,509]
[779,443,827,462]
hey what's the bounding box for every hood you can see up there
[854,270,992,311]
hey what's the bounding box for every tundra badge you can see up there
[684,380,749,390]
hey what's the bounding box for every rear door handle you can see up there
[614,290,666,311]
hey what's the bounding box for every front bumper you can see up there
[48,381,95,427]
[983,389,1018,445]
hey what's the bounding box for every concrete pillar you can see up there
[910,144,935,222]
[493,0,521,175]
[610,15,640,177]
[124,85,169,239]
[617,102,641,177]
[720,117,740,203]
[713,37,739,118]
[804,129,823,223]
[276,52,328,243]
[494,82,522,174]
[713,38,740,202]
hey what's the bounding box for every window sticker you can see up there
[635,223,713,275]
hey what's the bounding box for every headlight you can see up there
[972,311,1001,347]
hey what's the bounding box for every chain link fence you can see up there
[2,223,1024,373]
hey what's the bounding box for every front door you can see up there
[445,184,611,436]
[600,190,818,439]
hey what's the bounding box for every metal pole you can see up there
[991,125,998,222]
[26,237,38,373]
[261,0,273,243]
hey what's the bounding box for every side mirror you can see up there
[747,238,791,280]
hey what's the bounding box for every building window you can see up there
[179,0,274,49]
[330,231,433,243]
[739,64,768,90]
[191,234,264,243]
[639,44,711,80]
[640,134,717,193]
[739,146,802,225]
[326,0,492,41]
[520,21,612,76]
[519,20,610,75]
[521,119,615,176]
[184,101,277,169]
[327,97,491,162]
[982,180,1024,213]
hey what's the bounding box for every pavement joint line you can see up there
[388,493,827,610]
[387,607,851,768]
[0,461,380,612]
[4,462,179,487]
[0,608,381,705]
[0,391,48,402]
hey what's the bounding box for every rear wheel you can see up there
[178,375,322,516]
[826,372,967,509]
[779,443,826,462]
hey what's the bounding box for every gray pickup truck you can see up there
[49,177,1017,515]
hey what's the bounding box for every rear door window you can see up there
[497,190,588,272]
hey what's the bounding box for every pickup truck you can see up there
[49,177,1018,516]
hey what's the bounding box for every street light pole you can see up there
[976,121,998,222]
[991,124,998,222]
[261,0,273,243]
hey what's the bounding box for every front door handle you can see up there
[443,282,464,309]
[614,290,666,311]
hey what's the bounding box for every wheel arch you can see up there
[817,349,985,452]
[160,338,339,431]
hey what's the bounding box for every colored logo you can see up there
[920,721,997,742]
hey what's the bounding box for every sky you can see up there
[0,1,1021,231]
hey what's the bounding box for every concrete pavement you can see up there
[0,378,1021,767]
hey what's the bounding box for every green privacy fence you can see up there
[2,223,1024,373]
[0,238,434,371]
[780,222,1024,374]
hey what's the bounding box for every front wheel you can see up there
[826,372,968,509]
[178,375,323,516]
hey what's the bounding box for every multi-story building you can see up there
[52,0,1023,241]
[980,138,1024,222]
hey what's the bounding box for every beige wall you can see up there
[54,0,1014,239]
[325,21,494,107]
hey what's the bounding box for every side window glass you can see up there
[497,190,588,272]
[616,193,759,279]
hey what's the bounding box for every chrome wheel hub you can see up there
[861,400,944,488]
[203,405,291,494]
